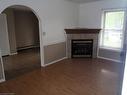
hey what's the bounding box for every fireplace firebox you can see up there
[71,39,93,58]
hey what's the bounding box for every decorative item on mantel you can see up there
[65,28,101,58]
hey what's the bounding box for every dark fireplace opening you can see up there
[71,39,93,58]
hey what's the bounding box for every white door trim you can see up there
[0,49,5,83]
[0,5,45,67]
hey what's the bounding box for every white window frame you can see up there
[100,9,126,51]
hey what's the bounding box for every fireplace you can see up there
[72,39,93,58]
[65,28,101,58]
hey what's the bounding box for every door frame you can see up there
[0,49,5,83]
[0,5,45,68]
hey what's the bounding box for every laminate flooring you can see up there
[0,58,123,95]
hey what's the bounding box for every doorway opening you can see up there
[0,5,42,80]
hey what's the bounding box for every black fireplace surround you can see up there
[71,39,93,58]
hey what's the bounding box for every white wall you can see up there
[121,9,127,95]
[0,0,79,46]
[0,14,10,56]
[3,8,17,54]
[0,0,126,62]
[122,54,127,95]
[79,0,127,62]
[79,0,126,28]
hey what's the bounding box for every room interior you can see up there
[0,0,126,95]
[1,6,41,79]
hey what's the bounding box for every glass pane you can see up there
[105,11,124,30]
[103,29,122,48]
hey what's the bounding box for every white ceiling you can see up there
[67,0,106,3]
[9,0,104,11]
[8,0,107,11]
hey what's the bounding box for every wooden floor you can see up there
[2,48,41,80]
[0,58,122,95]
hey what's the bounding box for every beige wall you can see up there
[14,10,39,49]
[44,42,66,64]
[98,48,121,62]
[3,8,17,54]
[3,9,39,51]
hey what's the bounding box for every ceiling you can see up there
[8,0,104,11]
[67,0,106,3]
[8,0,108,11]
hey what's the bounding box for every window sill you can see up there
[99,47,122,52]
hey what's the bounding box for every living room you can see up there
[0,0,127,95]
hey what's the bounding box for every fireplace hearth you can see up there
[72,39,93,58]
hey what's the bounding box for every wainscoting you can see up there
[44,42,66,65]
[98,48,121,62]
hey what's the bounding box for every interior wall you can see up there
[3,8,17,54]
[121,11,127,95]
[0,57,4,81]
[0,0,79,66]
[0,14,10,56]
[79,0,127,62]
[79,0,126,28]
[44,42,66,64]
[14,10,39,49]
[0,50,5,82]
[0,0,79,46]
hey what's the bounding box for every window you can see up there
[100,10,125,50]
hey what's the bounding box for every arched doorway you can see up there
[0,5,44,80]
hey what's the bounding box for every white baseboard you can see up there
[44,41,66,46]
[0,78,5,83]
[9,52,18,56]
[44,57,67,67]
[18,45,39,51]
[97,56,121,63]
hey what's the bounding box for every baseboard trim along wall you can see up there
[44,40,66,46]
[44,57,67,67]
[9,52,18,56]
[17,45,40,51]
[97,56,121,63]
[0,78,5,83]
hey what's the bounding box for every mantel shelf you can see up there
[65,28,101,34]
